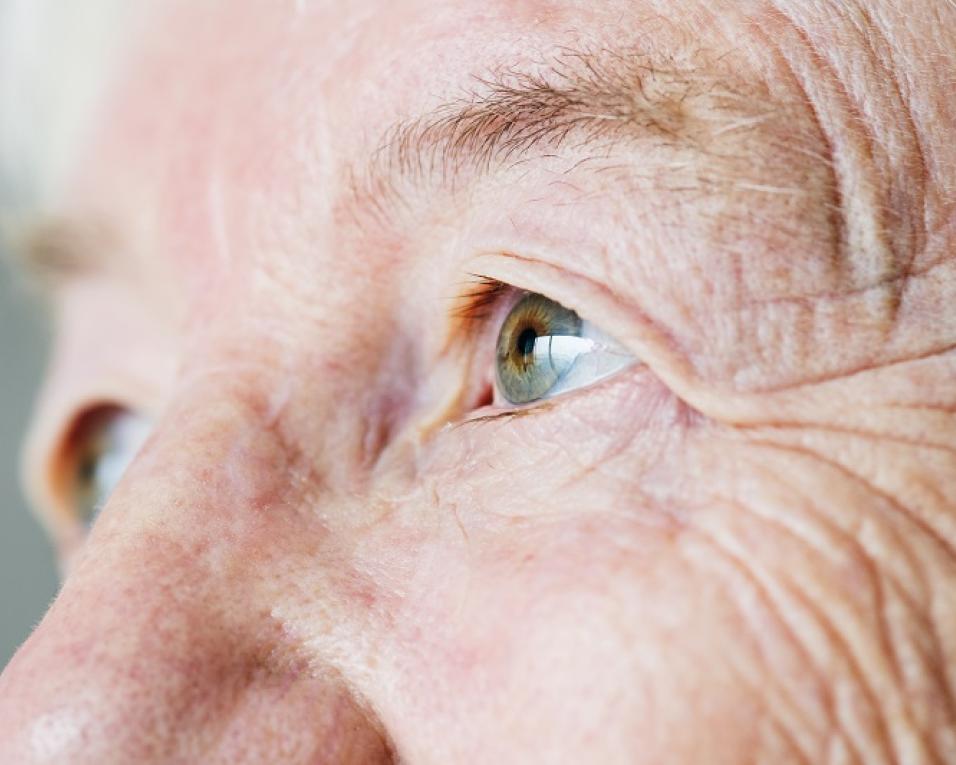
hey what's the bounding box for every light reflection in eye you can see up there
[495,292,636,405]
[70,407,151,527]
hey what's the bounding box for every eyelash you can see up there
[452,275,511,323]
[448,275,515,419]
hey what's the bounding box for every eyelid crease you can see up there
[453,400,558,429]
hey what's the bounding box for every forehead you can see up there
[64,0,738,278]
[54,0,949,336]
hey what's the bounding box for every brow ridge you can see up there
[351,44,779,222]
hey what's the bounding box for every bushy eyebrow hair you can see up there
[355,46,777,211]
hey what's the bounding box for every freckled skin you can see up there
[2,0,956,762]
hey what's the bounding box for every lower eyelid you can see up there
[457,400,557,427]
[457,359,652,430]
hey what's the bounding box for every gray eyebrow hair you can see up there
[357,46,778,212]
[2,215,116,291]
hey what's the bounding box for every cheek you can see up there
[369,370,693,695]
[363,480,684,740]
[358,476,777,763]
[348,376,773,757]
[419,368,694,520]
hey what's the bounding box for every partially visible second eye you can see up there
[69,407,151,526]
[495,292,636,405]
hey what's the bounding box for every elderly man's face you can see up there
[2,0,956,761]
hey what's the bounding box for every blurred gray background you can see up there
[0,258,57,666]
[0,0,64,667]
[0,0,128,669]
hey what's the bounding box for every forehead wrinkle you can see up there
[348,43,785,224]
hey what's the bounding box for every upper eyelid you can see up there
[462,252,653,354]
[458,252,641,344]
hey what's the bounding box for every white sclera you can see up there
[530,320,636,400]
[79,411,151,524]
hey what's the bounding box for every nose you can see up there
[0,388,392,763]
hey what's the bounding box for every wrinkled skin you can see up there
[1,0,956,762]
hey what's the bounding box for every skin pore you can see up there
[1,0,955,762]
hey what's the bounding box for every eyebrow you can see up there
[3,215,117,292]
[354,46,778,215]
[8,47,782,288]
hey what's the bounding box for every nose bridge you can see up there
[0,380,376,763]
[79,373,309,624]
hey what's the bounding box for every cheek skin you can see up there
[332,362,956,762]
[350,410,767,761]
[342,374,746,759]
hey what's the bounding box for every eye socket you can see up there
[64,406,151,527]
[494,292,636,405]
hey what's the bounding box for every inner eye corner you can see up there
[475,379,495,410]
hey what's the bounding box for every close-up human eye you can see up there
[492,290,637,406]
[62,406,151,528]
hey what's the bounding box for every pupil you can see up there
[516,327,538,357]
